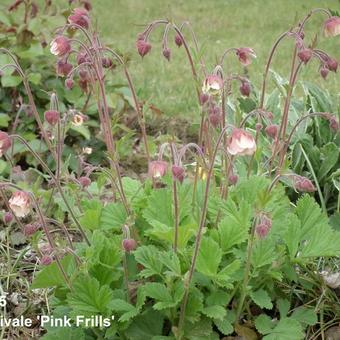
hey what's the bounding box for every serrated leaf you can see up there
[250,289,273,309]
[110,299,139,322]
[213,315,234,335]
[255,314,274,334]
[202,305,226,320]
[134,246,163,278]
[277,299,290,317]
[100,202,127,231]
[196,237,222,276]
[159,251,181,277]
[291,307,317,326]
[41,327,85,340]
[251,239,276,268]
[144,283,176,310]
[262,318,304,340]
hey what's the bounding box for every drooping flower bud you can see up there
[68,7,90,29]
[102,57,113,68]
[324,16,340,37]
[44,110,60,126]
[228,174,238,186]
[236,47,256,66]
[255,214,272,239]
[40,255,53,266]
[122,238,137,252]
[162,48,171,61]
[50,36,71,56]
[175,34,183,47]
[265,124,279,139]
[0,131,12,157]
[76,52,87,65]
[298,48,313,64]
[172,165,185,183]
[329,115,339,132]
[239,81,251,97]
[9,191,31,218]
[327,58,338,72]
[293,175,316,193]
[79,176,91,188]
[3,212,13,224]
[199,93,209,105]
[209,113,221,128]
[202,75,223,96]
[65,78,74,89]
[23,223,39,237]
[136,39,152,57]
[227,128,256,156]
[320,66,329,79]
[56,60,72,77]
[148,160,168,179]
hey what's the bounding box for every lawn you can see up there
[94,0,340,119]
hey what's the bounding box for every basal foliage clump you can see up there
[0,2,339,339]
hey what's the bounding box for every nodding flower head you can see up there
[175,34,183,47]
[239,80,251,97]
[122,238,137,252]
[320,66,329,79]
[102,57,113,68]
[228,173,239,186]
[293,175,316,193]
[50,36,71,56]
[209,112,222,128]
[202,75,223,96]
[227,128,256,156]
[148,160,168,179]
[328,115,339,132]
[324,16,340,37]
[3,211,13,224]
[56,60,72,77]
[163,48,171,61]
[327,58,338,72]
[79,176,91,188]
[298,48,313,64]
[44,110,60,126]
[136,39,152,57]
[68,7,90,29]
[172,165,185,183]
[199,93,210,105]
[23,223,39,237]
[72,113,85,126]
[255,214,272,239]
[265,124,279,139]
[65,78,74,89]
[0,131,11,157]
[236,47,256,66]
[9,191,31,218]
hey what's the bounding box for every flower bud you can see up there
[23,223,39,237]
[163,48,171,61]
[65,78,74,89]
[102,57,113,68]
[255,123,263,131]
[327,58,338,72]
[256,223,270,239]
[136,39,152,57]
[79,176,91,188]
[265,124,279,139]
[209,113,221,128]
[175,34,183,47]
[329,116,339,132]
[148,161,168,179]
[236,47,256,66]
[293,175,316,193]
[172,165,185,183]
[56,60,72,77]
[320,66,329,79]
[44,110,60,126]
[3,212,13,224]
[298,48,313,64]
[9,191,30,218]
[40,255,53,266]
[239,81,251,97]
[76,53,87,65]
[199,93,209,105]
[122,238,137,252]
[228,174,238,186]
[50,36,71,56]
[68,7,90,29]
[0,131,12,157]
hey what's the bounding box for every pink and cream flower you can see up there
[9,191,31,218]
[236,48,256,66]
[148,161,168,179]
[202,75,223,96]
[324,16,340,37]
[227,128,256,156]
[50,36,71,56]
[0,131,11,157]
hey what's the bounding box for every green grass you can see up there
[93,0,340,119]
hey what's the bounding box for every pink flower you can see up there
[175,34,183,47]
[255,214,272,239]
[40,255,53,266]
[148,161,168,178]
[202,75,223,96]
[65,78,74,89]
[228,174,239,186]
[44,110,60,126]
[324,16,340,37]
[23,223,39,237]
[163,48,171,61]
[172,165,185,183]
[320,66,329,79]
[68,7,90,29]
[227,128,256,156]
[101,57,113,68]
[122,238,137,252]
[79,176,91,188]
[0,131,11,157]
[3,212,13,224]
[329,116,339,132]
[298,48,313,64]
[265,124,279,139]
[50,36,71,56]
[136,39,152,57]
[209,112,221,128]
[56,60,72,77]
[9,191,30,218]
[327,58,338,72]
[236,47,256,66]
[239,81,251,97]
[293,175,316,193]
[199,93,209,105]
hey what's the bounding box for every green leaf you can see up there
[250,289,273,309]
[251,239,276,268]
[27,72,42,85]
[159,251,181,277]
[79,207,102,231]
[110,299,139,322]
[134,246,163,278]
[100,202,127,231]
[31,255,75,289]
[255,314,274,334]
[202,305,227,320]
[196,237,222,277]
[262,318,304,340]
[213,314,234,335]
[1,75,22,87]
[41,327,85,340]
[69,125,91,140]
[0,114,10,128]
[318,143,339,182]
[67,276,113,317]
[291,307,317,326]
[214,260,240,288]
[277,299,290,317]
